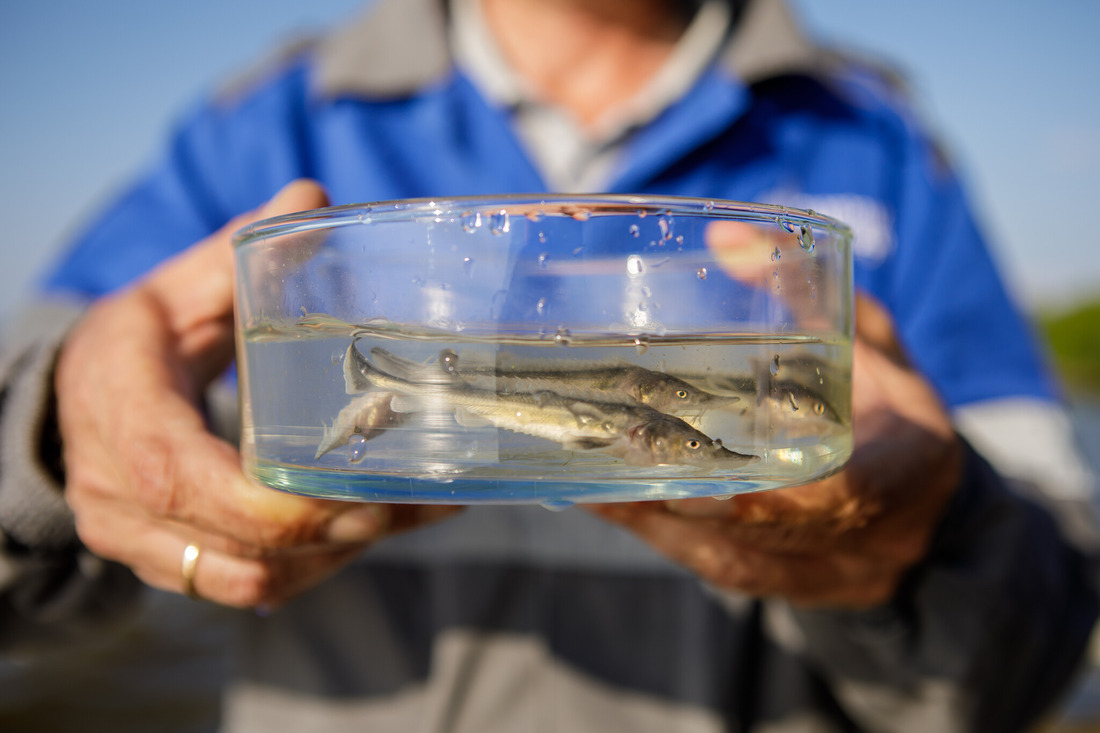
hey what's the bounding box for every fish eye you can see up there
[686,439,701,450]
[813,401,825,416]
[675,389,689,400]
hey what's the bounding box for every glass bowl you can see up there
[233,195,853,506]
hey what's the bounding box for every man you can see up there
[2,0,1096,730]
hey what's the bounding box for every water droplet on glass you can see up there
[770,354,780,376]
[554,327,572,346]
[462,256,474,276]
[535,297,548,316]
[461,211,481,233]
[771,246,781,262]
[628,224,640,238]
[696,267,708,280]
[540,499,574,512]
[634,336,649,354]
[464,442,479,458]
[489,209,510,235]
[704,200,715,211]
[330,350,343,366]
[626,254,645,276]
[798,224,815,251]
[537,252,550,268]
[780,219,796,233]
[347,434,368,462]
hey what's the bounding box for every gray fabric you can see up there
[0,299,147,654]
[0,300,82,551]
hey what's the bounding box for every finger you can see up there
[591,503,897,606]
[704,219,832,330]
[141,179,330,383]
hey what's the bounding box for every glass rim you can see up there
[233,193,852,247]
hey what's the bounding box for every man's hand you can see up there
[589,294,963,608]
[57,180,456,608]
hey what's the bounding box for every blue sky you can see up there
[2,1,1098,319]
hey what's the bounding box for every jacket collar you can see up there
[313,0,821,98]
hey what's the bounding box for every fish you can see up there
[366,347,739,415]
[681,357,847,429]
[343,341,756,468]
[314,390,406,460]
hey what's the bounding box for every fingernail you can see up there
[327,504,389,543]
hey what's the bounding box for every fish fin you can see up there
[343,341,374,394]
[388,394,424,413]
[564,437,616,450]
[314,421,339,459]
[453,407,493,428]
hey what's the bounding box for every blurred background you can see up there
[1,0,1098,729]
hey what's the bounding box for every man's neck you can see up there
[479,0,695,128]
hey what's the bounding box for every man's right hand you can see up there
[56,180,457,609]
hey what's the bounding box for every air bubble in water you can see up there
[489,209,510,235]
[554,327,572,346]
[570,209,591,222]
[696,267,708,280]
[330,350,343,366]
[536,297,548,316]
[537,252,550,268]
[626,254,645,276]
[629,224,640,238]
[463,256,474,276]
[461,211,481,233]
[540,499,574,512]
[347,434,368,462]
[770,354,780,376]
[634,336,649,354]
[771,246,781,261]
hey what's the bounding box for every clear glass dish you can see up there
[233,195,853,506]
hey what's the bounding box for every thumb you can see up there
[140,180,330,384]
